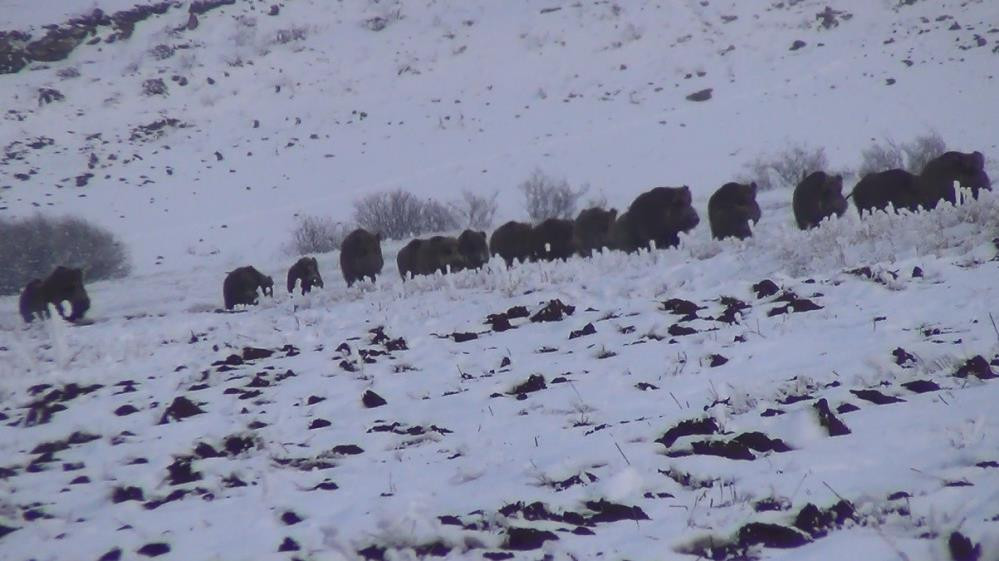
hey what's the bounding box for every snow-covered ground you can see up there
[1,1,998,560]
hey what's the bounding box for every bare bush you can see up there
[0,214,131,296]
[353,189,460,240]
[857,140,904,178]
[742,145,828,191]
[519,168,588,222]
[901,132,946,173]
[450,190,498,230]
[288,215,353,255]
[857,132,946,177]
[421,198,461,233]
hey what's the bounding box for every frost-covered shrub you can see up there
[288,215,353,255]
[449,190,498,230]
[519,168,587,222]
[353,189,460,240]
[742,144,828,191]
[760,191,998,277]
[0,214,131,296]
[420,198,461,233]
[857,140,904,178]
[900,132,946,174]
[857,132,946,177]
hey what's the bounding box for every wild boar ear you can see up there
[749,182,758,195]
[609,208,618,220]
[972,151,985,170]
[680,186,692,203]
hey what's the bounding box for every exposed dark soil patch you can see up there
[531,299,575,322]
[814,398,850,436]
[657,417,720,447]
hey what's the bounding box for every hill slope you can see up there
[1,1,999,560]
[1,0,996,272]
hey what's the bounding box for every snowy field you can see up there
[2,1,999,560]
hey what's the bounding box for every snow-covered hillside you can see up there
[1,0,996,272]
[2,1,999,560]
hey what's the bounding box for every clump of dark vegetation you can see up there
[0,214,130,296]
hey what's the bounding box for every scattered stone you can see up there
[790,39,807,50]
[657,417,719,447]
[836,402,860,414]
[158,396,204,424]
[530,299,575,322]
[165,457,200,485]
[136,542,170,557]
[662,298,702,316]
[111,486,144,503]
[242,346,274,361]
[510,374,546,396]
[585,499,650,523]
[813,398,850,436]
[893,347,916,367]
[690,439,755,460]
[955,356,997,379]
[686,88,713,102]
[357,545,386,560]
[754,497,791,512]
[732,432,792,453]
[98,548,121,561]
[902,380,940,393]
[850,389,905,405]
[189,0,236,15]
[452,331,478,342]
[949,531,981,561]
[793,501,855,538]
[504,527,559,550]
[278,537,300,552]
[668,323,697,336]
[739,522,810,548]
[333,444,364,455]
[114,405,139,417]
[569,323,596,339]
[129,118,186,142]
[194,443,221,459]
[708,354,728,367]
[362,390,386,408]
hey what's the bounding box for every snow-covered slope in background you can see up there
[2,1,999,560]
[1,0,996,273]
